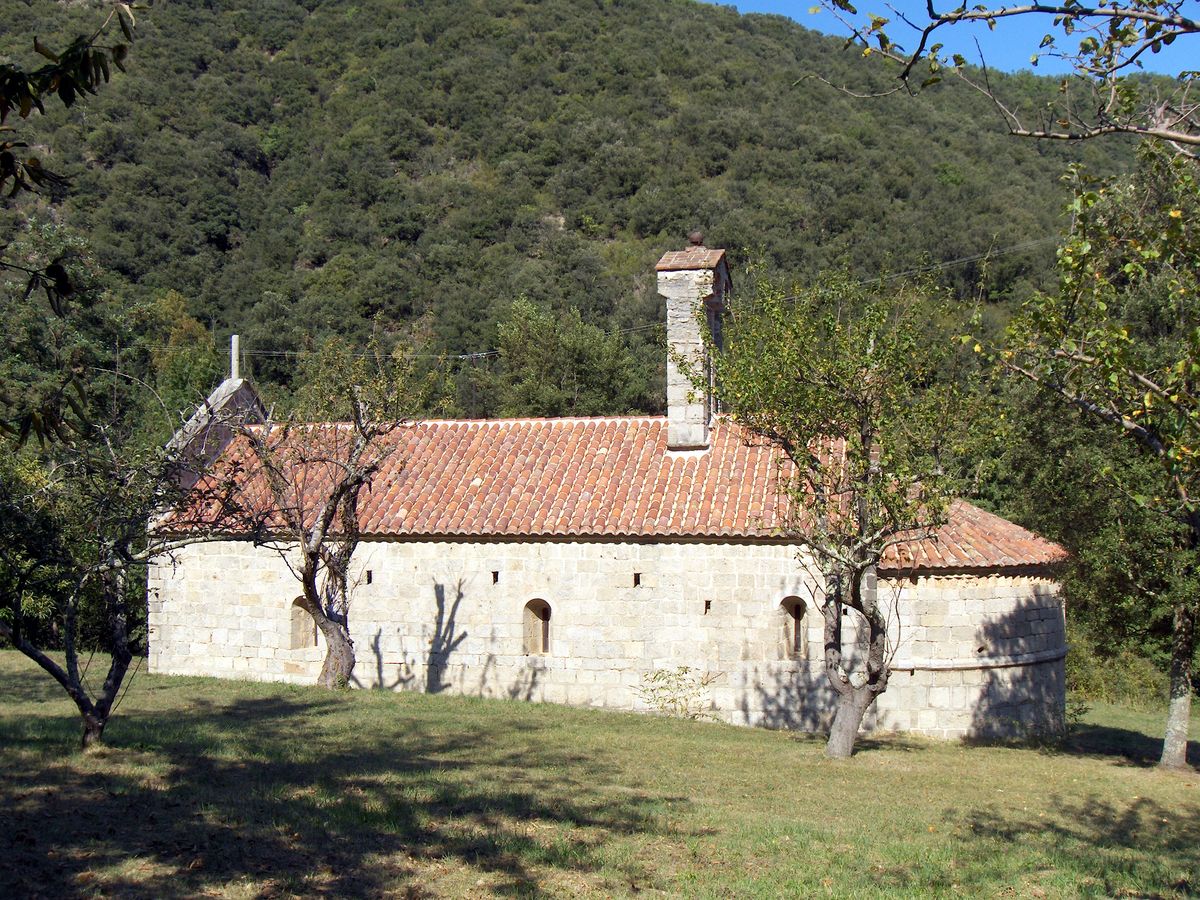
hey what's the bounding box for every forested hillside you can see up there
[1,0,1133,409]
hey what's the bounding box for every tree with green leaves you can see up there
[0,218,237,750]
[819,0,1197,152]
[981,387,1180,704]
[705,273,971,758]
[0,4,222,748]
[2,3,141,364]
[488,295,648,418]
[0,414,241,747]
[816,0,1198,766]
[1001,147,1198,768]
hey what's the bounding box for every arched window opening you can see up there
[290,600,317,650]
[781,597,806,657]
[523,599,551,655]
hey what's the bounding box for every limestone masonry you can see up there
[148,241,1068,739]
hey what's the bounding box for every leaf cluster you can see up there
[711,272,973,567]
[1007,146,1199,524]
[0,2,137,196]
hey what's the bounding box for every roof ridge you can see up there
[275,415,672,427]
[405,414,667,426]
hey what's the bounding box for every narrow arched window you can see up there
[523,599,551,655]
[781,597,806,657]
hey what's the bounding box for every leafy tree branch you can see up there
[998,147,1198,767]
[818,0,1199,153]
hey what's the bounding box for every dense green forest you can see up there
[0,0,1134,411]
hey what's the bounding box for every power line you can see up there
[144,320,667,361]
[142,234,1060,361]
[874,235,1060,282]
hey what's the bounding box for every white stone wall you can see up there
[147,540,1064,739]
[147,543,327,680]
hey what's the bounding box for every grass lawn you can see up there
[1,650,1197,898]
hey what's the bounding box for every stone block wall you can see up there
[873,572,1066,738]
[147,543,326,680]
[658,267,717,449]
[147,540,1064,739]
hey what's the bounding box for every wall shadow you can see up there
[426,580,467,694]
[352,580,545,703]
[506,656,542,701]
[744,664,927,752]
[745,587,1069,748]
[965,589,1068,742]
[356,628,414,691]
[744,663,833,733]
[0,692,686,898]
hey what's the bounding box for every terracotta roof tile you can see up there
[190,416,1066,572]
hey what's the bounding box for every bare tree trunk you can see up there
[316,619,355,689]
[81,711,106,748]
[7,631,120,750]
[2,573,132,751]
[1161,516,1199,770]
[1161,601,1195,769]
[821,564,889,759]
[826,686,875,759]
[295,589,355,689]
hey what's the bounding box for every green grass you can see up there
[1,651,1197,898]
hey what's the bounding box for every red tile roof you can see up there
[885,500,1066,572]
[193,416,1065,573]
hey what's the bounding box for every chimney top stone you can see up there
[655,243,727,272]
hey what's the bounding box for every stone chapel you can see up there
[147,243,1068,739]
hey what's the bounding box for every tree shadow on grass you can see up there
[950,794,1200,896]
[1063,720,1200,769]
[776,728,930,755]
[0,692,686,898]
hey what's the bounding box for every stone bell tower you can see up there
[655,233,732,450]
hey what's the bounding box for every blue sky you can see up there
[716,1,1195,75]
